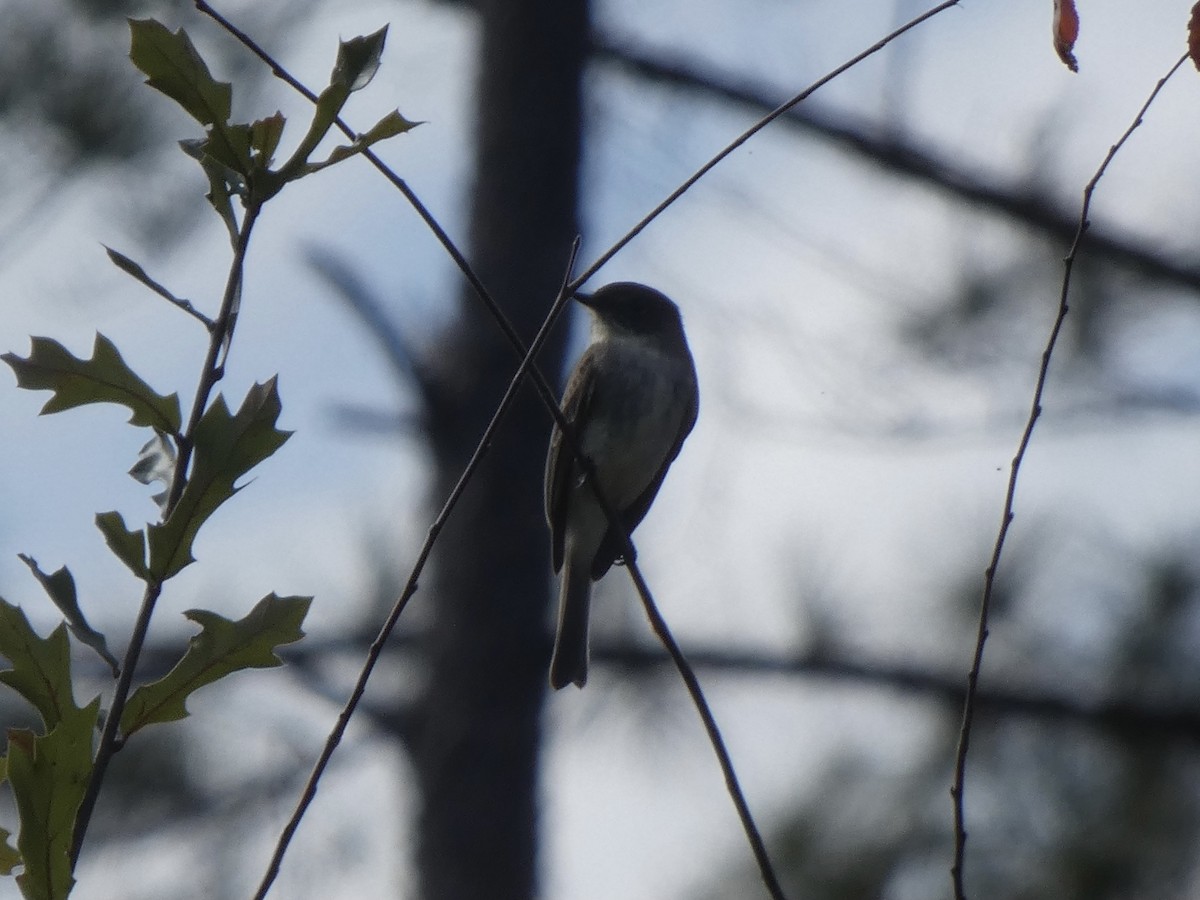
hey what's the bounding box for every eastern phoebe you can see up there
[544,282,699,689]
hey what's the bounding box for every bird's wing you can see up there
[544,348,600,573]
[591,376,699,579]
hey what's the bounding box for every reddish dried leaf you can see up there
[1053,0,1080,72]
[1189,2,1200,72]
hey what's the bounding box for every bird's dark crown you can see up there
[575,282,684,338]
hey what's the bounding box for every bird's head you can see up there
[574,282,686,347]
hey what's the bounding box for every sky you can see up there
[3,0,1200,897]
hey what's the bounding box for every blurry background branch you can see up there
[593,33,1200,293]
[107,635,1200,747]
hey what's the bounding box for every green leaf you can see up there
[129,19,231,127]
[243,113,290,202]
[277,82,349,182]
[128,21,259,180]
[17,556,119,678]
[358,108,422,144]
[8,699,100,900]
[0,825,20,876]
[274,28,388,183]
[2,334,182,434]
[180,140,240,244]
[202,121,255,178]
[0,599,80,731]
[120,594,311,736]
[305,109,422,174]
[250,112,286,166]
[95,512,149,581]
[147,378,291,580]
[332,26,388,92]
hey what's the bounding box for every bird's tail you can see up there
[550,560,592,690]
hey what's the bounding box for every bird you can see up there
[544,281,699,689]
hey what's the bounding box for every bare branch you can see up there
[949,53,1191,900]
[126,634,1200,746]
[105,245,216,329]
[568,0,965,292]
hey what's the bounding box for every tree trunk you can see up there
[414,0,589,898]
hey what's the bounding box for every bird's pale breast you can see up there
[578,335,692,509]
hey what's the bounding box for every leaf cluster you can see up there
[0,11,417,896]
[129,19,418,237]
[0,329,306,896]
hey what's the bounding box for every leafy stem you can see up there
[0,17,407,891]
[69,200,263,868]
[168,201,261,512]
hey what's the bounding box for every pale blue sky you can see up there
[3,1,1200,897]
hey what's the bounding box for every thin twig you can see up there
[251,240,583,900]
[104,245,216,330]
[949,54,1189,900]
[592,34,1200,295]
[566,0,963,291]
[70,201,263,867]
[624,559,786,898]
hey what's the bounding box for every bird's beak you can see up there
[572,291,595,308]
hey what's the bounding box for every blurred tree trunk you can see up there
[413,0,589,898]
